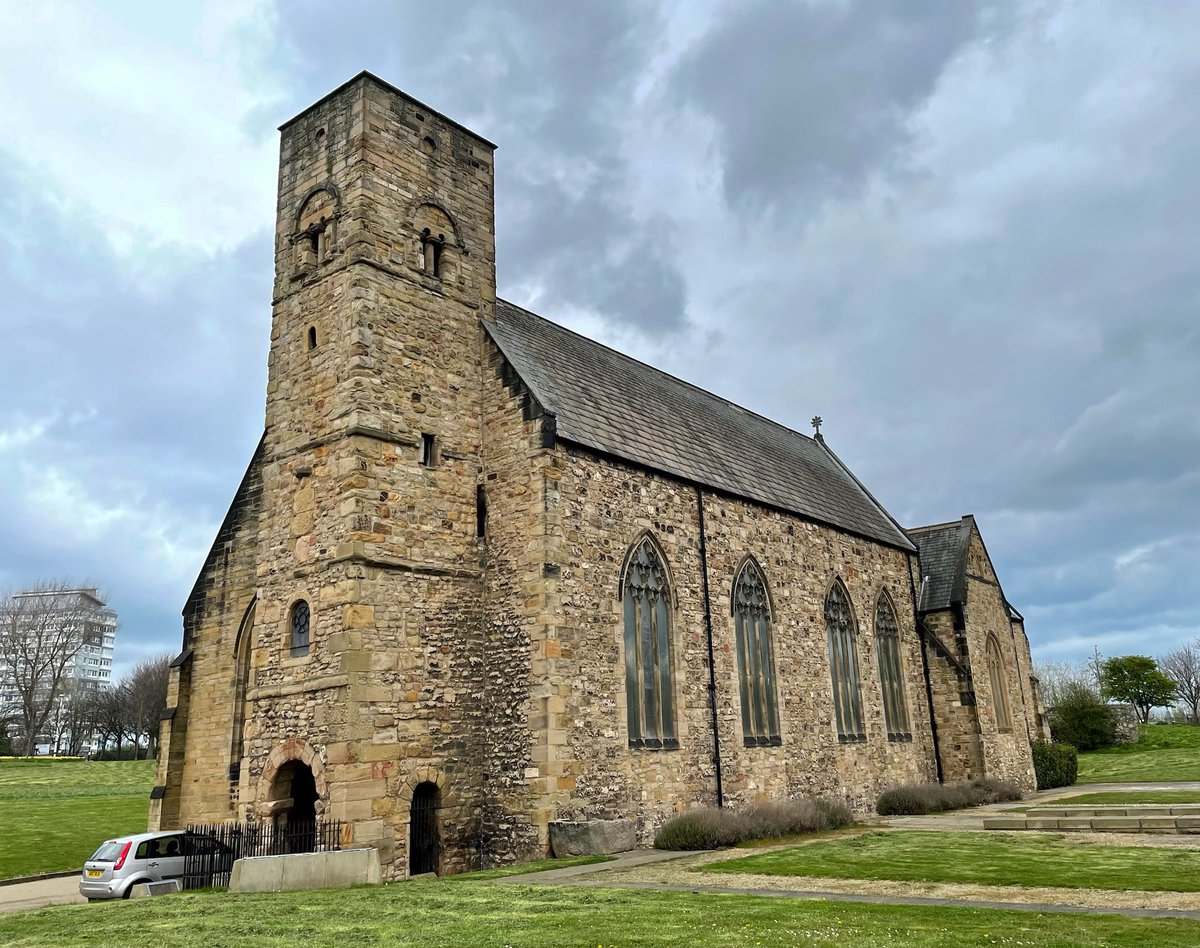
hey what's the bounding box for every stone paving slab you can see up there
[496,848,697,884]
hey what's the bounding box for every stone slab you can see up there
[229,849,382,893]
[129,880,182,899]
[549,819,636,856]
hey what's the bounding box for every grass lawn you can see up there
[1077,724,1200,783]
[0,758,154,879]
[1048,790,1200,806]
[698,830,1200,892]
[448,854,612,880]
[3,880,1200,948]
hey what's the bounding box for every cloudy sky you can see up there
[1,1,1197,678]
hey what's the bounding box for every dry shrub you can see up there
[875,777,1022,816]
[654,797,853,850]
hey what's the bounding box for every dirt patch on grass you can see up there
[599,836,1200,911]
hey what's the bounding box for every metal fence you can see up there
[182,818,343,890]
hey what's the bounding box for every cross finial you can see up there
[811,415,823,438]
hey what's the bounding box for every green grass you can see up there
[0,759,154,879]
[1077,724,1200,783]
[448,854,612,880]
[1048,790,1200,806]
[2,880,1200,947]
[698,830,1200,892]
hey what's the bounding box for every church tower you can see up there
[245,73,497,874]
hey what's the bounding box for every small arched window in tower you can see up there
[875,593,911,741]
[621,534,677,749]
[733,559,779,746]
[289,600,310,658]
[987,634,1012,731]
[307,327,318,351]
[826,580,865,742]
[420,228,444,277]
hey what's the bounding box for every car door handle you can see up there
[148,862,159,867]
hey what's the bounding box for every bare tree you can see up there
[0,583,106,756]
[1034,660,1098,707]
[1160,643,1200,724]
[124,655,170,758]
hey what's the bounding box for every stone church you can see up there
[151,73,1045,878]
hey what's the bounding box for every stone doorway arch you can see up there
[257,739,327,852]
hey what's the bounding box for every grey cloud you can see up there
[670,0,994,212]
[273,0,688,334]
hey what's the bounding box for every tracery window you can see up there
[986,634,1012,731]
[290,600,310,658]
[825,580,865,742]
[874,594,911,741]
[621,535,677,749]
[733,559,780,746]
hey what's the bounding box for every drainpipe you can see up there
[695,486,724,808]
[908,556,944,784]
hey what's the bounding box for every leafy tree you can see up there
[1048,682,1116,750]
[1101,655,1178,724]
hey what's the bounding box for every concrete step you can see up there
[1028,805,1200,818]
[984,813,1200,834]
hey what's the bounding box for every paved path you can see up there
[0,876,84,914]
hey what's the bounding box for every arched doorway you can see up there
[271,760,318,853]
[409,781,440,875]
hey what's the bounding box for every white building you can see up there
[0,587,117,753]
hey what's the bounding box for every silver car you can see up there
[79,831,186,900]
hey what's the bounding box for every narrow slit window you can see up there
[476,484,487,538]
[307,327,318,350]
[420,433,436,467]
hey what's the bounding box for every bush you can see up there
[1049,682,1117,751]
[875,777,1022,816]
[1032,740,1078,790]
[654,797,853,850]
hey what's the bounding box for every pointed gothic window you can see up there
[826,580,865,742]
[621,535,677,749]
[875,593,911,741]
[733,560,780,746]
[987,634,1012,731]
[289,600,310,658]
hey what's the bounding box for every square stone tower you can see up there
[246,73,497,873]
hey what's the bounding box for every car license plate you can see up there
[86,869,102,878]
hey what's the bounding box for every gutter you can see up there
[695,486,724,808]
[908,557,944,784]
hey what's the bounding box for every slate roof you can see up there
[906,517,972,611]
[485,299,914,551]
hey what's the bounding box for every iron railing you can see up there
[182,818,343,890]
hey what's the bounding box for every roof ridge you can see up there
[495,298,821,450]
[907,519,967,534]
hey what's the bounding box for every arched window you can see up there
[229,599,256,783]
[986,635,1012,731]
[621,535,677,749]
[289,600,310,658]
[825,580,865,742]
[874,593,911,741]
[733,559,780,746]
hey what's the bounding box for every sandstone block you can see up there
[549,818,636,856]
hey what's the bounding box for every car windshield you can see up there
[89,840,126,863]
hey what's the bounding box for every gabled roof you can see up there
[906,516,973,611]
[485,299,915,551]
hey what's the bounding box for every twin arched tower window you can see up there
[621,536,677,749]
[733,560,780,745]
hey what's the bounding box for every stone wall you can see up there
[920,610,983,783]
[962,531,1036,790]
[516,441,938,844]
